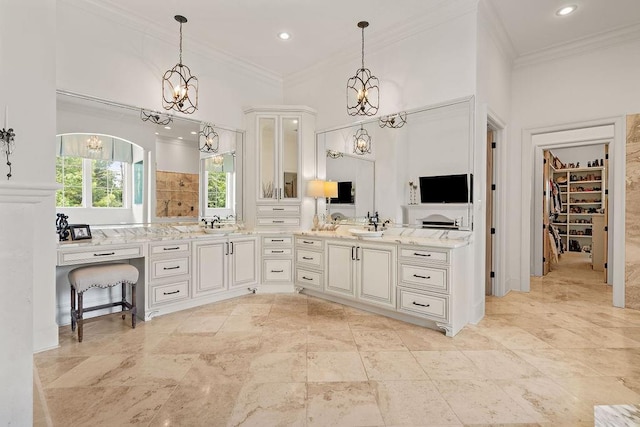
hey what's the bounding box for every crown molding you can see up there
[62,0,283,87]
[514,22,640,69]
[477,0,516,64]
[0,182,60,204]
[284,0,478,87]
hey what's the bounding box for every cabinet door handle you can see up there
[163,290,180,295]
[272,239,284,242]
[230,241,234,255]
[302,276,313,281]
[412,301,431,308]
[273,207,285,211]
[163,266,180,270]
[225,242,229,255]
[302,256,313,260]
[351,246,355,260]
[272,250,284,254]
[273,220,285,224]
[413,274,431,280]
[413,252,432,257]
[303,240,314,244]
[356,246,360,261]
[163,247,180,251]
[93,252,115,257]
[271,269,284,273]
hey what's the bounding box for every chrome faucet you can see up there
[367,211,380,231]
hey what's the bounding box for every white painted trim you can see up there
[477,0,517,63]
[0,182,60,203]
[243,105,317,115]
[257,284,295,294]
[521,116,625,307]
[515,23,640,69]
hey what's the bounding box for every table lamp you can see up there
[306,179,325,230]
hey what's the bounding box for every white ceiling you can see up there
[93,0,640,76]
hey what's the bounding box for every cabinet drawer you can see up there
[295,237,324,249]
[296,249,323,267]
[398,288,448,321]
[263,248,292,256]
[150,242,189,255]
[58,244,143,266]
[263,259,292,282]
[257,217,300,226]
[400,247,448,264]
[399,264,448,293]
[296,268,322,289]
[262,236,293,246]
[151,257,189,279]
[151,281,189,305]
[257,205,300,215]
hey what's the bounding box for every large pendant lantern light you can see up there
[346,21,379,116]
[162,15,198,114]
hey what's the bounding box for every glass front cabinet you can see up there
[258,115,300,202]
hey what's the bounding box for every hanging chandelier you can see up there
[86,135,103,154]
[346,21,379,116]
[162,15,198,114]
[140,109,173,126]
[353,125,371,155]
[199,123,219,153]
[212,154,224,165]
[379,112,407,129]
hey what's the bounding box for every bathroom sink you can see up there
[348,228,383,238]
[203,227,233,235]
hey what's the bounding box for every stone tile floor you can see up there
[34,254,640,426]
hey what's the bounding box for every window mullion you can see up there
[83,158,92,207]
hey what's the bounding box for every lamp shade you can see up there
[306,179,325,198]
[324,181,338,198]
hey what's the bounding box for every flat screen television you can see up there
[330,181,353,204]
[419,174,472,203]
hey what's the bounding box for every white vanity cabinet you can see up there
[261,235,294,289]
[148,241,191,307]
[193,236,258,297]
[244,106,316,230]
[396,245,470,336]
[325,239,396,309]
[295,237,325,291]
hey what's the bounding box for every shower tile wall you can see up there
[625,114,640,309]
[156,171,199,218]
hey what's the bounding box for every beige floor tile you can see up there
[263,312,310,331]
[230,303,272,316]
[564,326,640,348]
[513,348,602,378]
[352,330,407,351]
[191,298,240,315]
[372,380,462,426]
[307,352,368,382]
[495,377,594,424]
[560,348,640,376]
[181,353,254,385]
[219,314,268,331]
[148,383,242,427]
[433,379,546,425]
[478,326,554,350]
[307,382,384,427]
[269,303,309,317]
[247,352,307,383]
[527,328,601,349]
[461,349,543,379]
[228,382,306,426]
[347,314,394,330]
[45,384,176,426]
[360,351,428,380]
[551,376,640,406]
[450,327,507,350]
[274,293,308,305]
[150,332,226,354]
[395,327,458,350]
[34,356,89,387]
[307,329,357,352]
[174,314,227,333]
[307,314,351,331]
[413,350,485,380]
[258,329,308,353]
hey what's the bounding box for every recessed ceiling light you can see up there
[278,32,291,40]
[164,126,171,130]
[178,136,183,140]
[556,5,577,16]
[190,131,197,135]
[154,132,159,135]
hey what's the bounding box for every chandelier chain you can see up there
[361,26,365,70]
[179,21,183,65]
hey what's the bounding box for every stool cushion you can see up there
[68,264,139,294]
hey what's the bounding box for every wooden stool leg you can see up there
[121,281,126,320]
[131,282,137,329]
[70,286,76,332]
[77,292,84,343]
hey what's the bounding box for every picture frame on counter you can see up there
[69,224,92,241]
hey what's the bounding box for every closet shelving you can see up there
[551,165,604,252]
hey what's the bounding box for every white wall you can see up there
[508,36,640,293]
[0,1,57,425]
[156,138,200,174]
[56,0,283,129]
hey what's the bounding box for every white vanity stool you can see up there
[68,263,139,342]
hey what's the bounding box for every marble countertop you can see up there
[57,224,472,250]
[296,225,472,249]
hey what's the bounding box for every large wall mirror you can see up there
[56,90,244,225]
[315,96,474,229]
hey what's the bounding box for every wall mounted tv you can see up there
[330,181,354,204]
[419,174,472,203]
